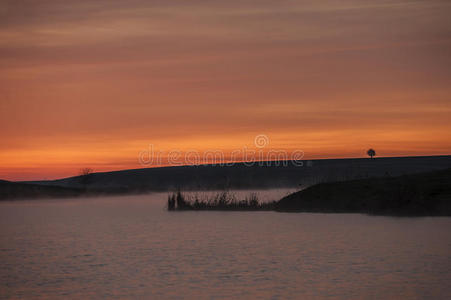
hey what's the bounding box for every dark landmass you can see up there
[2,155,451,203]
[276,168,451,216]
[0,180,84,201]
[23,155,451,193]
[0,180,132,201]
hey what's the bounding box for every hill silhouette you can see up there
[2,155,450,201]
[24,155,451,192]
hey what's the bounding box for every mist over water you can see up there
[1,191,450,299]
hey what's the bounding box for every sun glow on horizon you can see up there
[1,0,451,181]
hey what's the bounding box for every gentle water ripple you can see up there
[1,192,450,299]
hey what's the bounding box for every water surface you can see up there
[1,192,450,299]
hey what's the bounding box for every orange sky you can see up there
[1,0,451,180]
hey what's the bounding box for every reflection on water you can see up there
[1,192,450,299]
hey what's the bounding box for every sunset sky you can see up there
[1,0,451,180]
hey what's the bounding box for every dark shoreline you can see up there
[275,168,451,216]
[167,168,451,216]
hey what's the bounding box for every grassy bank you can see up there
[167,191,276,211]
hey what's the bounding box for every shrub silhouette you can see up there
[167,191,275,211]
[167,194,176,210]
[79,168,93,186]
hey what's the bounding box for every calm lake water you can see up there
[1,190,450,299]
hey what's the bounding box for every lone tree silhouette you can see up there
[367,148,376,159]
[79,168,93,186]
